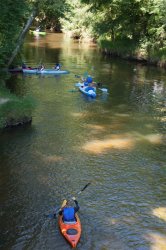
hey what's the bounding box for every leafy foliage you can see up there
[34,0,68,30]
[0,0,31,66]
[80,0,166,61]
[0,0,68,66]
[0,0,165,66]
[60,0,94,38]
[0,85,36,128]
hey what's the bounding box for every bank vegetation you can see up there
[0,0,165,128]
[61,0,166,68]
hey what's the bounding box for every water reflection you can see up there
[0,33,166,250]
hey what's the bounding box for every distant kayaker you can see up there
[36,26,40,32]
[38,64,45,71]
[54,63,61,70]
[59,197,79,223]
[22,63,27,69]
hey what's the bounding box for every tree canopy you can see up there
[0,0,67,66]
[0,0,165,67]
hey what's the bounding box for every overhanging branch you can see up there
[7,9,37,67]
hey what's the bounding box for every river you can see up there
[0,33,166,250]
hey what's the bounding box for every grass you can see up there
[98,38,166,67]
[0,84,36,128]
[98,38,139,56]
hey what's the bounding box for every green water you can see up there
[0,33,166,250]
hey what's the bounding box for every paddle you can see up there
[74,73,109,93]
[48,182,91,218]
[68,89,78,92]
[98,88,108,93]
[37,58,43,69]
[74,71,88,79]
[75,75,81,78]
[75,82,108,93]
[75,82,82,87]
[83,72,89,78]
[76,182,91,195]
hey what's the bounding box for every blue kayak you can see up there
[23,68,69,74]
[79,86,96,98]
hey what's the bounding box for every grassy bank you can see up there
[0,84,36,129]
[98,38,166,68]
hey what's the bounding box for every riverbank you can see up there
[66,33,166,68]
[0,83,34,129]
[98,38,166,69]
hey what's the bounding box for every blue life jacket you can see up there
[86,76,93,83]
[63,207,75,221]
[84,82,89,86]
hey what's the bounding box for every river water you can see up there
[0,33,166,250]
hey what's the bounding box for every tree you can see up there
[0,0,68,67]
[60,0,94,39]
[80,0,166,61]
[0,0,31,66]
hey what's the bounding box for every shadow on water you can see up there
[0,33,166,250]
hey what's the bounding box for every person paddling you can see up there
[59,197,79,223]
[82,75,93,86]
[22,63,27,69]
[54,63,61,70]
[38,64,45,71]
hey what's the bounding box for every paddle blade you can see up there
[61,199,67,208]
[68,89,77,92]
[45,210,57,219]
[75,82,82,87]
[47,213,56,219]
[81,182,91,192]
[99,88,108,93]
[83,72,88,78]
[75,75,81,78]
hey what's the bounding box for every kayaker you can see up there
[22,63,27,69]
[83,75,93,86]
[86,75,93,84]
[54,63,61,70]
[59,197,79,223]
[36,26,40,32]
[38,64,45,71]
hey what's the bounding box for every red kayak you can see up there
[58,200,81,248]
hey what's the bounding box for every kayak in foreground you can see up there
[58,200,81,248]
[22,68,69,74]
[76,82,108,94]
[79,86,97,98]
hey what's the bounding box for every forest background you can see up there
[0,0,165,128]
[0,0,165,68]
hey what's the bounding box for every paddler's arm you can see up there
[72,197,80,212]
[59,209,63,215]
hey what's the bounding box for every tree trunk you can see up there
[7,9,37,67]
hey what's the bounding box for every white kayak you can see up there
[75,82,108,94]
[23,68,69,74]
[79,86,97,98]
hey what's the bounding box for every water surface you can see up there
[0,33,166,250]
